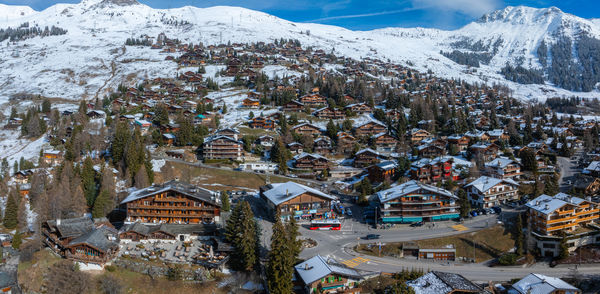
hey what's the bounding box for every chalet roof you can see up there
[291,122,322,131]
[573,175,598,190]
[216,128,239,134]
[121,180,218,206]
[355,148,381,156]
[411,156,453,168]
[585,161,600,172]
[46,216,95,238]
[509,273,579,294]
[465,176,519,193]
[408,271,484,294]
[485,157,518,169]
[68,226,118,253]
[376,180,454,203]
[525,193,588,215]
[355,120,386,129]
[372,160,397,171]
[263,182,335,206]
[293,152,328,161]
[294,255,362,285]
[203,135,242,145]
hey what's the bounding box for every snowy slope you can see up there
[0,0,599,106]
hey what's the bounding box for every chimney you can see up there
[286,189,289,197]
[545,204,549,210]
[57,219,61,226]
[305,263,309,270]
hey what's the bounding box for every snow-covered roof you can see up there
[525,193,587,215]
[356,148,381,156]
[407,271,482,294]
[585,161,600,172]
[293,152,328,161]
[294,255,361,285]
[485,157,517,169]
[376,180,454,203]
[464,176,518,193]
[509,273,579,294]
[263,182,336,206]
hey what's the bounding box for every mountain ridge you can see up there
[0,1,599,103]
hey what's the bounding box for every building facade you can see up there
[465,176,519,208]
[376,180,459,223]
[121,180,221,224]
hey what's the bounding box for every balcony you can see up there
[129,212,215,218]
[128,204,215,211]
[547,215,577,225]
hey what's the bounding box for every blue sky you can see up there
[1,0,598,30]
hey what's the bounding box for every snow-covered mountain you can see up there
[1,0,599,108]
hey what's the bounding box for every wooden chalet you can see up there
[409,128,433,144]
[354,121,387,137]
[298,93,327,107]
[292,123,322,136]
[312,107,345,120]
[242,98,260,108]
[371,132,398,152]
[261,182,337,221]
[215,128,240,140]
[248,116,275,130]
[121,180,221,224]
[573,175,600,196]
[336,132,356,154]
[344,103,372,114]
[354,148,381,168]
[288,142,304,154]
[469,143,500,161]
[282,100,305,112]
[313,137,333,155]
[203,135,244,161]
[41,150,63,165]
[447,135,469,152]
[295,255,363,294]
[293,153,330,170]
[367,161,398,183]
[410,157,454,184]
[42,217,119,265]
[417,144,447,158]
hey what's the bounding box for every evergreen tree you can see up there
[81,157,97,207]
[326,119,338,140]
[92,190,112,218]
[3,194,18,229]
[220,191,230,212]
[286,216,302,262]
[544,173,559,195]
[111,122,130,165]
[558,232,569,259]
[12,231,22,249]
[457,188,470,218]
[520,148,537,172]
[515,213,524,255]
[267,217,293,294]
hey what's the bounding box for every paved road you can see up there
[297,210,600,282]
[557,150,583,192]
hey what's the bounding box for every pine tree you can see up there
[228,201,258,271]
[515,213,524,256]
[457,188,470,218]
[224,203,242,243]
[12,231,22,249]
[92,190,112,218]
[220,191,230,212]
[267,216,293,294]
[81,157,97,207]
[286,216,301,262]
[3,194,18,229]
[112,122,130,165]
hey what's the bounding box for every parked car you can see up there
[364,234,380,240]
[492,206,502,214]
[470,211,478,217]
[346,210,353,217]
[410,221,423,227]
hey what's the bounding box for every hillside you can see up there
[0,0,599,111]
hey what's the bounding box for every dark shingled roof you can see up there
[68,227,118,253]
[47,217,95,238]
[121,180,219,207]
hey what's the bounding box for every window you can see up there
[543,243,555,249]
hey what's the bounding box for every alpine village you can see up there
[2,2,600,294]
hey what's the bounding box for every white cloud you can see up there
[410,0,503,17]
